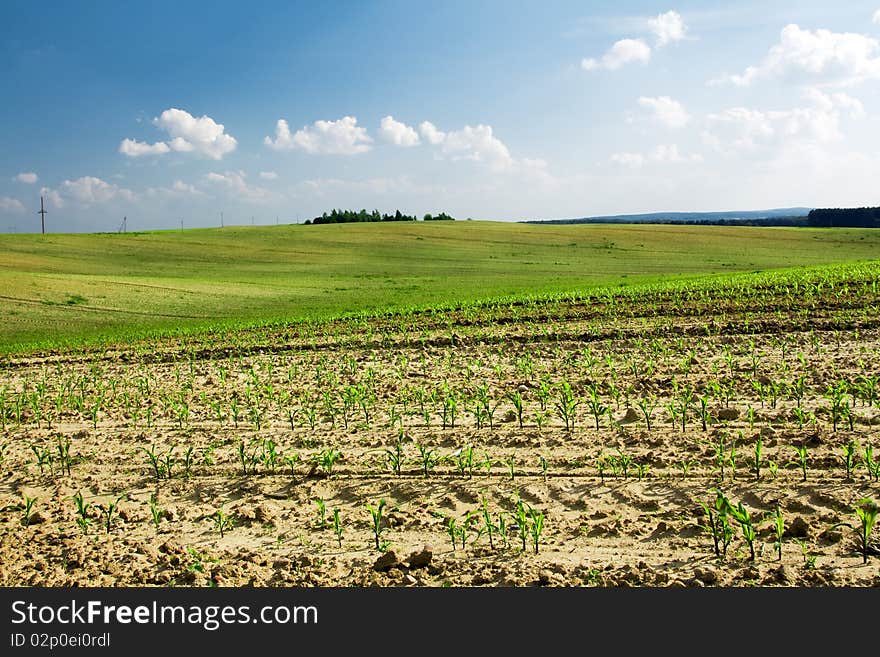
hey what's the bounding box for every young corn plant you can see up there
[752,436,764,481]
[20,493,37,527]
[416,443,439,478]
[72,491,91,535]
[506,390,524,429]
[772,506,785,561]
[528,506,545,554]
[832,498,878,564]
[149,493,163,531]
[314,448,342,478]
[314,497,327,529]
[586,385,606,431]
[214,507,234,538]
[366,498,388,551]
[728,500,758,562]
[332,508,343,548]
[481,498,497,550]
[102,493,127,534]
[637,396,657,432]
[555,381,580,432]
[514,499,529,553]
[700,489,734,559]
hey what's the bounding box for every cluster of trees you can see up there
[306,209,455,225]
[808,207,880,228]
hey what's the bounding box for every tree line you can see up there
[808,207,880,228]
[306,209,455,225]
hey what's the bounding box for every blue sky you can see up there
[3,1,880,232]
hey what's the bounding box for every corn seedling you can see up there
[832,498,878,564]
[102,493,126,534]
[506,390,524,428]
[795,538,816,569]
[149,493,163,531]
[384,435,405,477]
[676,459,695,479]
[728,500,758,561]
[366,498,387,551]
[555,381,580,432]
[514,500,529,552]
[56,436,72,476]
[314,447,342,477]
[315,497,327,529]
[332,508,343,547]
[417,443,439,477]
[637,396,657,431]
[72,491,91,535]
[791,444,808,482]
[767,459,779,479]
[446,516,457,551]
[31,444,53,476]
[772,506,785,561]
[481,498,497,550]
[20,493,37,527]
[862,444,879,482]
[700,489,734,559]
[214,507,234,537]
[528,506,545,554]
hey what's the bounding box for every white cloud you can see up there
[0,196,25,212]
[152,108,237,159]
[13,172,38,184]
[873,9,880,25]
[637,96,691,128]
[711,24,880,87]
[705,89,866,153]
[203,170,271,203]
[648,10,687,47]
[419,121,446,145]
[40,187,63,208]
[118,138,170,157]
[440,124,514,171]
[171,180,201,195]
[379,115,420,147]
[60,176,135,204]
[611,144,701,168]
[118,108,237,160]
[264,116,372,154]
[582,38,651,71]
[259,171,278,180]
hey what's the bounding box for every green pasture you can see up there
[1,220,878,353]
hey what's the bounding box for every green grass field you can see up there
[1,220,879,353]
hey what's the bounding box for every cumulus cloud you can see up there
[439,124,514,171]
[704,88,866,153]
[874,9,880,25]
[153,109,237,159]
[582,38,651,71]
[0,196,25,212]
[710,24,880,87]
[203,170,271,203]
[648,10,687,47]
[40,187,63,208]
[13,172,38,184]
[611,144,702,168]
[419,121,446,145]
[119,108,237,160]
[637,96,691,128]
[118,138,170,157]
[379,115,420,147]
[60,176,135,204]
[259,171,278,180]
[264,116,372,154]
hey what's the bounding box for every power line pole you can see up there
[220,211,224,228]
[37,195,47,234]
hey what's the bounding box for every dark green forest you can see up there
[307,209,455,224]
[807,207,880,228]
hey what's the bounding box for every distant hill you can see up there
[524,208,812,225]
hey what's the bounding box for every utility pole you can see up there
[220,211,224,228]
[180,218,184,232]
[251,215,254,226]
[37,195,47,234]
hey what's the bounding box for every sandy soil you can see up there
[1,286,879,587]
